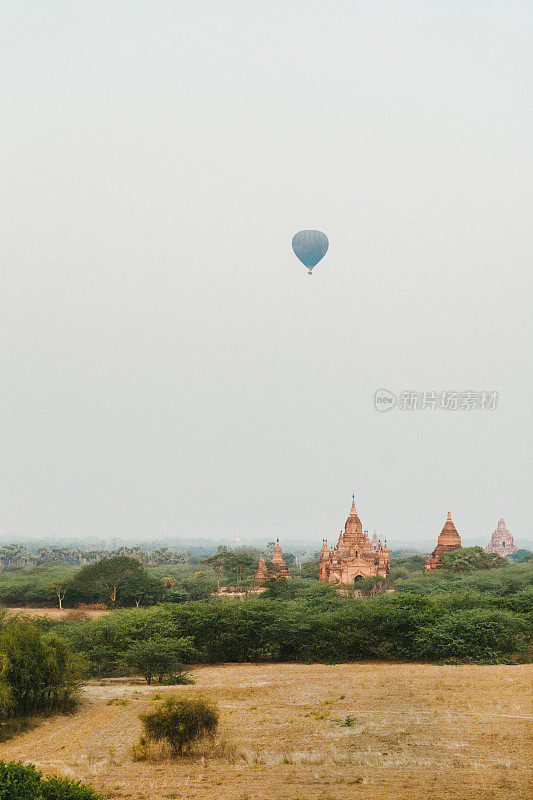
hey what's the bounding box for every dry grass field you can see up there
[1,663,531,800]
[2,606,109,620]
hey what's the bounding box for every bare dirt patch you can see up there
[1,663,531,800]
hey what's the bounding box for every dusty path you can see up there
[1,663,531,800]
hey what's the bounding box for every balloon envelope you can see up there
[292,230,329,271]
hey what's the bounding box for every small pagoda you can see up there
[271,538,291,578]
[253,557,269,583]
[485,518,517,557]
[425,511,462,570]
[253,538,292,584]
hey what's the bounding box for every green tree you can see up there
[119,573,165,607]
[265,576,298,599]
[180,574,217,601]
[148,546,187,566]
[388,553,426,583]
[438,546,507,572]
[0,544,32,568]
[69,556,146,604]
[140,696,218,755]
[200,546,230,591]
[283,552,296,567]
[299,559,319,580]
[47,582,67,609]
[263,542,277,560]
[224,552,257,586]
[125,637,197,685]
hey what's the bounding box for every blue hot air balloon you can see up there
[292,229,329,275]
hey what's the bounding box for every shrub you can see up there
[0,760,41,798]
[0,623,82,719]
[162,670,194,685]
[125,637,197,685]
[0,760,102,799]
[132,736,149,762]
[39,775,103,800]
[140,696,218,755]
[415,609,530,663]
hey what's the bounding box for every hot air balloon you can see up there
[292,230,329,275]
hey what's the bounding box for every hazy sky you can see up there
[1,1,532,547]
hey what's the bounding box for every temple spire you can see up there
[271,538,291,578]
[425,511,462,571]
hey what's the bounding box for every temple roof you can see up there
[436,511,461,549]
[491,518,513,541]
[344,494,363,538]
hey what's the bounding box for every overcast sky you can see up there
[1,1,532,547]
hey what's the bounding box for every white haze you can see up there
[1,1,532,548]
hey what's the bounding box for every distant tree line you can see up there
[50,562,532,669]
[1,544,530,610]
[0,543,189,569]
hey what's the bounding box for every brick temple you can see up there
[254,538,291,583]
[425,511,462,570]
[319,495,390,584]
[485,518,517,556]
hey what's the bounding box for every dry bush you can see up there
[139,696,219,757]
